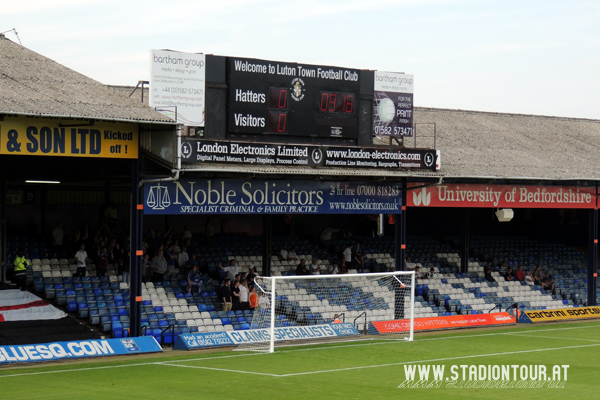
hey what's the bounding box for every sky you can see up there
[3,0,600,119]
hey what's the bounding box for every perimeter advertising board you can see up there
[0,337,162,365]
[373,71,414,136]
[143,179,402,215]
[524,306,600,322]
[181,139,438,170]
[150,50,206,126]
[369,312,515,334]
[0,116,138,159]
[408,183,597,209]
[173,323,360,350]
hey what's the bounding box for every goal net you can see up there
[236,271,415,353]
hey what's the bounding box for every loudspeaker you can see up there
[495,209,514,222]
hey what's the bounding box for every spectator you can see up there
[426,267,435,279]
[414,266,422,280]
[320,224,341,241]
[279,244,289,260]
[352,243,364,270]
[232,280,242,311]
[515,265,525,281]
[287,247,298,261]
[152,250,167,282]
[342,244,353,267]
[178,246,190,268]
[221,278,232,311]
[96,246,109,277]
[181,224,193,240]
[332,314,342,323]
[186,254,199,268]
[221,259,241,281]
[504,267,515,281]
[484,261,496,282]
[187,264,201,294]
[340,260,349,274]
[524,271,535,286]
[52,221,64,255]
[249,286,259,310]
[143,253,152,283]
[499,261,508,276]
[74,244,92,277]
[164,244,177,273]
[13,251,28,291]
[328,262,339,275]
[533,266,543,286]
[247,267,257,285]
[258,291,270,309]
[309,258,321,275]
[542,272,555,294]
[404,257,416,271]
[120,249,130,285]
[296,258,309,275]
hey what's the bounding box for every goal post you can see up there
[235,271,415,353]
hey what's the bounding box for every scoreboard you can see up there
[227,57,363,139]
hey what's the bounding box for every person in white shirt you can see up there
[220,259,241,281]
[405,257,416,271]
[524,271,535,286]
[343,244,352,266]
[287,247,298,261]
[310,259,321,275]
[178,246,189,267]
[279,244,289,260]
[239,279,250,310]
[74,244,92,277]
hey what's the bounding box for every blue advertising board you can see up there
[0,336,162,365]
[144,179,402,215]
[174,323,360,350]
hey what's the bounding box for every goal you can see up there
[236,271,415,353]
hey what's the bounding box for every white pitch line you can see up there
[505,332,600,342]
[276,342,600,377]
[1,322,599,378]
[157,362,281,377]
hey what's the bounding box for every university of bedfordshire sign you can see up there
[408,183,597,209]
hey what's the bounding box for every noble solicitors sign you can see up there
[408,183,597,209]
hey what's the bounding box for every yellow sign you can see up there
[525,306,600,322]
[0,116,138,159]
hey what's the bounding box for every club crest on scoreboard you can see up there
[290,78,305,101]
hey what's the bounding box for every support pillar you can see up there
[587,208,598,306]
[262,215,272,276]
[0,179,6,283]
[461,208,470,273]
[129,159,143,337]
[394,183,407,320]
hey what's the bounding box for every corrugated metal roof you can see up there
[0,36,175,124]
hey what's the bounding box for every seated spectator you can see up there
[515,265,525,281]
[524,271,535,286]
[533,266,543,286]
[542,272,555,294]
[187,265,201,294]
[258,291,270,308]
[296,258,309,275]
[287,247,298,261]
[426,267,435,279]
[328,262,339,275]
[388,260,396,272]
[332,314,342,323]
[504,267,515,281]
[339,260,349,274]
[279,244,289,260]
[404,257,416,271]
[498,261,508,276]
[186,254,199,267]
[484,261,496,282]
[309,258,322,275]
[414,266,422,280]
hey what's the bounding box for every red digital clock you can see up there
[319,92,354,114]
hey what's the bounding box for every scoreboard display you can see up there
[227,57,362,139]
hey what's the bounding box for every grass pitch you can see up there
[2,321,599,400]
